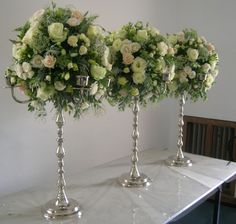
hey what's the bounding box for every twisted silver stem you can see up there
[176,94,185,160]
[129,97,141,178]
[55,109,69,207]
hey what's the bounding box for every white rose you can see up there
[67,17,79,27]
[87,25,102,38]
[42,55,56,68]
[54,81,66,91]
[187,48,199,61]
[90,82,98,95]
[131,42,141,53]
[14,64,23,77]
[179,71,188,83]
[183,66,192,75]
[207,43,215,52]
[67,35,78,47]
[112,39,122,51]
[71,9,83,20]
[157,42,168,56]
[91,65,107,80]
[29,9,45,24]
[48,23,67,43]
[132,71,146,84]
[31,55,44,68]
[27,70,34,79]
[205,74,214,88]
[202,63,211,73]
[123,53,134,65]
[131,57,147,72]
[120,43,132,54]
[22,62,32,73]
[136,30,148,42]
[22,26,37,45]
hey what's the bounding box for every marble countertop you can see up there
[0,148,236,224]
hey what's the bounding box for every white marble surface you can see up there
[0,149,236,224]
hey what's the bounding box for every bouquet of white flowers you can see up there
[107,22,175,110]
[5,4,112,117]
[167,29,219,100]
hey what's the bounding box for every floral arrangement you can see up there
[106,22,175,110]
[5,4,112,117]
[166,29,219,100]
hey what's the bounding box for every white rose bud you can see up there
[22,62,32,73]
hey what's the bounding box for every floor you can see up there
[173,201,236,224]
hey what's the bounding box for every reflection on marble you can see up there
[0,149,236,224]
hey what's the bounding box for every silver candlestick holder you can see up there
[42,108,81,219]
[166,93,192,167]
[119,96,152,187]
[5,75,95,219]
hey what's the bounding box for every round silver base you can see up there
[119,173,152,188]
[42,198,81,219]
[166,155,193,167]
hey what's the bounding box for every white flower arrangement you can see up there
[107,22,175,109]
[5,4,112,117]
[167,29,219,100]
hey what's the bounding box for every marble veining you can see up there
[0,148,235,224]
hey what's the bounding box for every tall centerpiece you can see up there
[165,29,219,167]
[107,22,175,187]
[5,4,111,219]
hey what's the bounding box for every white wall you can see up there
[0,0,177,197]
[168,0,236,150]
